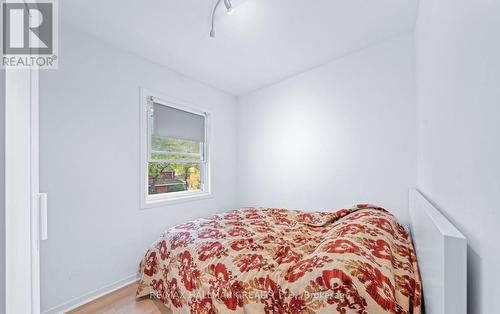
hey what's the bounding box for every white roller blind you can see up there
[153,103,205,142]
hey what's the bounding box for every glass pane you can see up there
[148,162,202,195]
[151,135,201,155]
[151,152,202,162]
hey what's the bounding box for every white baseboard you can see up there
[42,273,140,314]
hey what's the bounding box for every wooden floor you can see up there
[68,283,172,314]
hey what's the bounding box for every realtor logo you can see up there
[1,0,58,68]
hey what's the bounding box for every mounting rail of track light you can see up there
[210,0,234,38]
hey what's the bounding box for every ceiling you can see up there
[60,0,418,96]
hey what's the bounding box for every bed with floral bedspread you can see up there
[136,205,421,314]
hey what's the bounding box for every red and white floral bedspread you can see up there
[136,205,421,314]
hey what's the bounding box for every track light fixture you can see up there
[224,0,234,14]
[210,0,234,38]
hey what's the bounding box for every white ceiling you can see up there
[61,0,418,96]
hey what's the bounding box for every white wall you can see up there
[236,34,417,223]
[39,25,238,312]
[416,1,500,313]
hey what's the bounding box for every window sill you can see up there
[141,191,213,209]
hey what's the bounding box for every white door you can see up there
[5,68,41,314]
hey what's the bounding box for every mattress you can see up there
[136,205,421,313]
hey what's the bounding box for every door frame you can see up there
[5,66,40,314]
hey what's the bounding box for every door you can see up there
[5,68,41,313]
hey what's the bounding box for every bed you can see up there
[136,204,422,313]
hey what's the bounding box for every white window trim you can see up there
[140,88,212,209]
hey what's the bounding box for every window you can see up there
[141,89,210,207]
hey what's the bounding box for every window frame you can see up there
[140,88,212,208]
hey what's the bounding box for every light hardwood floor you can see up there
[68,283,172,314]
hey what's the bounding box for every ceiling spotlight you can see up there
[224,0,234,14]
[210,0,234,38]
